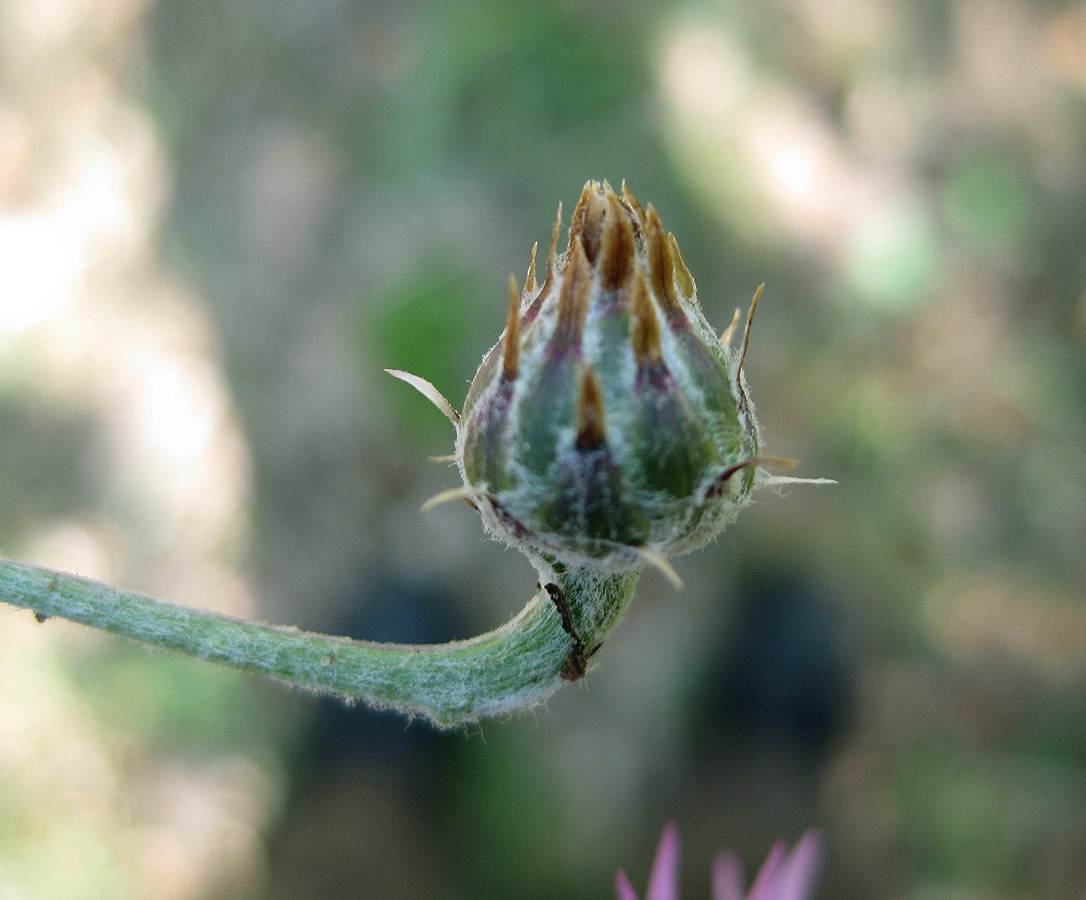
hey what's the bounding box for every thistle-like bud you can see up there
[450,180,763,575]
[1,181,821,730]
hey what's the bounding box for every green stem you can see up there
[0,557,639,727]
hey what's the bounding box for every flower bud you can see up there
[453,180,762,573]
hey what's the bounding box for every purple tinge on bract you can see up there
[456,181,762,573]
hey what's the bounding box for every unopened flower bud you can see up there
[453,180,763,573]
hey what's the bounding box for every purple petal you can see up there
[746,842,786,900]
[616,868,641,900]
[645,822,681,900]
[770,831,823,900]
[711,851,745,900]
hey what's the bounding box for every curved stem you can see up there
[0,557,639,727]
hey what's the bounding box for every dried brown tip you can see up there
[635,546,683,589]
[568,183,592,240]
[503,274,521,380]
[719,307,742,346]
[385,369,460,425]
[756,454,799,469]
[569,181,608,263]
[644,205,680,314]
[569,182,594,230]
[598,188,635,291]
[540,202,563,294]
[620,180,645,220]
[630,268,662,365]
[758,474,837,488]
[667,233,695,298]
[575,366,607,450]
[555,236,592,343]
[421,486,483,513]
[737,283,764,375]
[524,242,538,297]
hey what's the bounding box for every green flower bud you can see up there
[454,181,763,574]
[0,182,828,730]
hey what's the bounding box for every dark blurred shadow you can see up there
[261,572,470,900]
[698,567,852,762]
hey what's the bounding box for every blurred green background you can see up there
[2,0,1085,897]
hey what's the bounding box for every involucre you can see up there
[402,181,768,580]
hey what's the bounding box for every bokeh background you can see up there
[2,0,1085,897]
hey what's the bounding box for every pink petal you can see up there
[616,868,641,900]
[645,822,682,900]
[746,842,786,900]
[770,831,823,900]
[712,851,746,900]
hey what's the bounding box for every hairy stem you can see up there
[0,557,639,726]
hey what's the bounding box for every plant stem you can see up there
[0,557,639,726]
